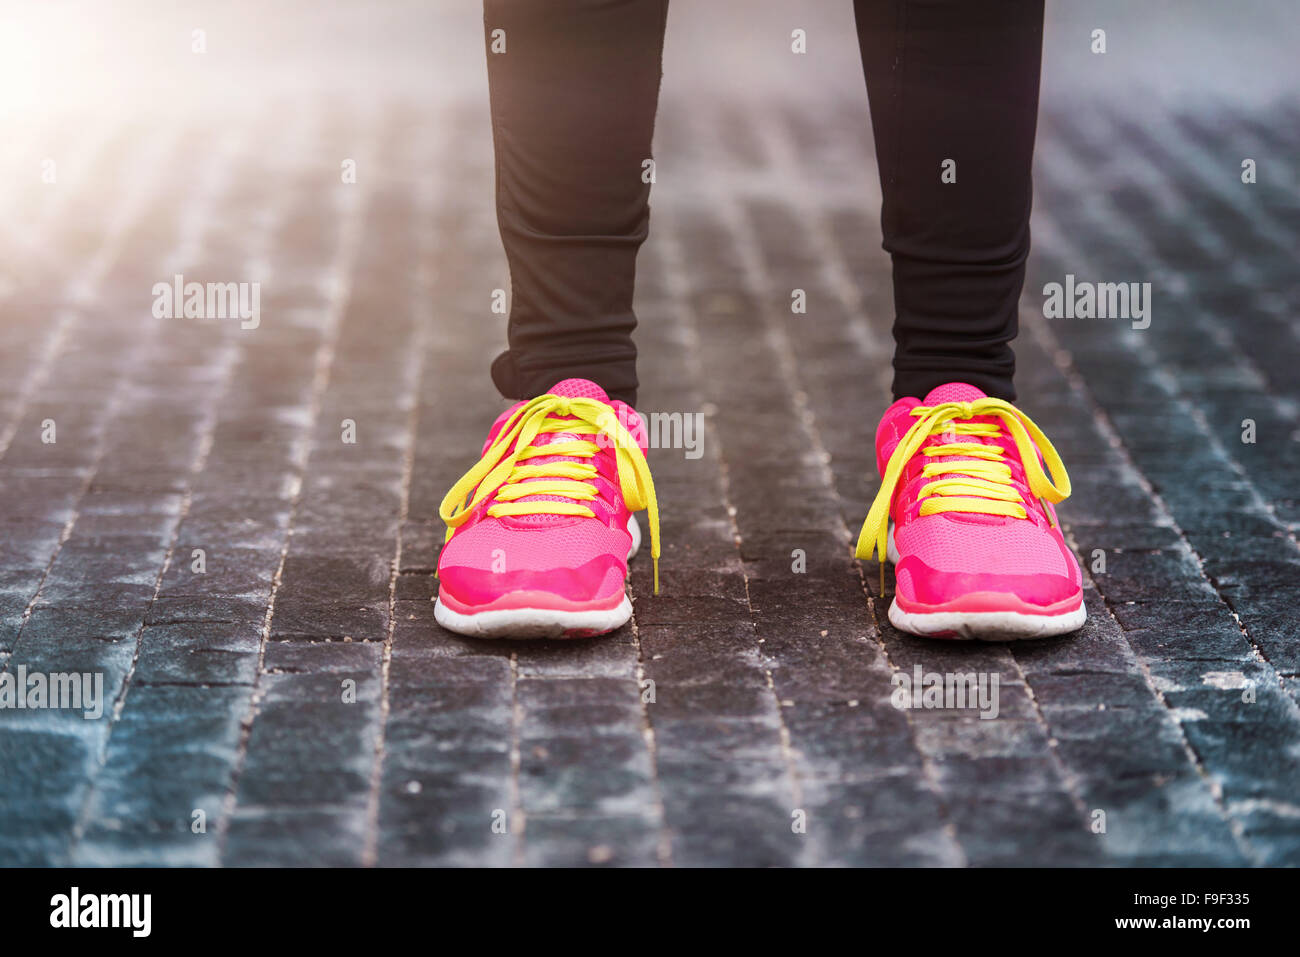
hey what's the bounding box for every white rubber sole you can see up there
[886,601,1087,642]
[433,516,640,640]
[433,594,634,640]
[882,525,1086,641]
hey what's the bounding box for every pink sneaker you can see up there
[435,378,659,639]
[856,382,1085,640]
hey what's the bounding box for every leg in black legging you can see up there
[483,0,669,408]
[854,0,1045,402]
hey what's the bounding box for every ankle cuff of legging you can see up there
[892,370,1016,403]
[491,349,638,407]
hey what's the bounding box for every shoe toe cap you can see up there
[437,519,631,607]
[438,558,627,607]
[895,554,1081,610]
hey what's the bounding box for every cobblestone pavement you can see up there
[2,9,1299,867]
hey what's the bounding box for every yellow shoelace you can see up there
[439,394,661,593]
[854,398,1071,593]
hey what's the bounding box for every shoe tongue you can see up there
[504,378,612,528]
[547,378,610,402]
[922,382,987,405]
[915,382,1032,524]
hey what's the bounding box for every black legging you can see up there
[484,0,1044,408]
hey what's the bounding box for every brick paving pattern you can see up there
[1,47,1298,865]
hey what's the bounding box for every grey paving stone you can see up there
[74,683,251,866]
[223,809,371,867]
[226,644,384,836]
[520,814,660,867]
